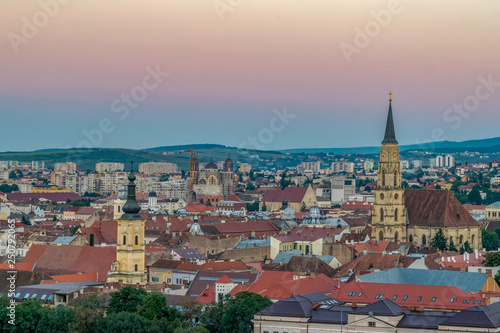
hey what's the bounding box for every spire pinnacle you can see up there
[120,161,142,220]
[382,93,398,144]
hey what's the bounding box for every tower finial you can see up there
[388,91,393,101]
[130,160,134,173]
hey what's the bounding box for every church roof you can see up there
[404,189,480,228]
[382,99,398,144]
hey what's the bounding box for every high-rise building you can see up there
[54,162,77,173]
[436,155,444,168]
[445,154,455,168]
[300,161,321,173]
[331,177,356,205]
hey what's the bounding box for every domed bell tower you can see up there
[107,162,147,284]
[371,93,407,243]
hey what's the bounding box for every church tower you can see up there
[107,163,147,284]
[371,93,407,243]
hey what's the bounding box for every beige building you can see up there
[261,185,317,212]
[371,97,481,250]
[486,202,500,220]
[139,162,179,175]
[95,162,124,173]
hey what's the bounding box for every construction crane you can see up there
[179,148,218,192]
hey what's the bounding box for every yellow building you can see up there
[261,185,317,212]
[107,169,147,285]
[32,184,72,193]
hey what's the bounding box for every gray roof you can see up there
[441,302,500,328]
[13,281,104,303]
[359,268,488,292]
[355,298,403,316]
[173,248,206,261]
[397,311,456,329]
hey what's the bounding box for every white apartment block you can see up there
[436,155,444,168]
[445,154,455,168]
[300,161,321,173]
[95,162,124,173]
[54,162,77,173]
[139,162,179,175]
[331,161,354,173]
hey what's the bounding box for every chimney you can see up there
[363,249,368,255]
[460,266,466,273]
[486,269,493,278]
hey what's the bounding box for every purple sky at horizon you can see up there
[1,0,499,151]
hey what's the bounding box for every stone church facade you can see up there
[371,95,482,250]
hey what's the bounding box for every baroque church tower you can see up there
[107,162,147,284]
[371,93,407,243]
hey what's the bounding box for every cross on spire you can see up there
[389,91,393,101]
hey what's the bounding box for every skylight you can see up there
[417,296,422,301]
[403,296,408,300]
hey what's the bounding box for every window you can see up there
[135,264,138,272]
[31,294,37,299]
[417,296,422,301]
[135,235,139,246]
[151,277,159,283]
[403,295,408,300]
[432,297,436,302]
[450,298,454,303]
[40,294,46,300]
[463,300,466,303]
[23,293,30,300]
[368,322,376,327]
[478,301,481,304]
[47,295,54,301]
[358,292,363,297]
[393,295,397,300]
[123,235,126,245]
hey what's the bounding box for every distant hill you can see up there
[281,137,500,154]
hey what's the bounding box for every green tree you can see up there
[448,238,457,252]
[138,293,180,321]
[261,202,267,212]
[11,299,46,333]
[107,287,147,314]
[0,184,19,193]
[245,182,255,191]
[21,216,30,226]
[430,228,447,251]
[246,202,259,212]
[219,292,272,333]
[483,252,500,267]
[468,189,482,204]
[482,228,500,251]
[494,270,500,287]
[36,305,74,333]
[463,240,473,254]
[300,202,306,212]
[71,292,106,333]
[98,312,151,333]
[89,234,95,246]
[9,171,18,179]
[180,300,204,326]
[174,327,210,333]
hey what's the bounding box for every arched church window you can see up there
[422,234,427,245]
[394,231,399,243]
[394,208,398,222]
[459,235,463,244]
[394,171,398,186]
[381,170,385,187]
[409,234,413,243]
[123,235,126,245]
[135,235,139,246]
[379,231,384,240]
[471,234,475,245]
[380,208,384,222]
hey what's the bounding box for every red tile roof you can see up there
[7,192,81,202]
[274,226,342,242]
[42,272,98,284]
[405,189,480,227]
[216,275,234,283]
[0,262,35,271]
[262,187,309,203]
[235,270,338,300]
[329,281,485,311]
[24,244,116,282]
[185,203,216,213]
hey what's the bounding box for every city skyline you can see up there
[1,0,499,151]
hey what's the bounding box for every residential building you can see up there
[138,162,179,175]
[95,162,124,173]
[332,161,355,173]
[261,185,317,212]
[238,163,252,173]
[54,162,76,173]
[445,154,455,168]
[436,155,444,168]
[300,161,321,173]
[331,176,356,205]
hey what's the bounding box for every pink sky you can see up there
[1,1,499,150]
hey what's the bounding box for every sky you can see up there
[1,0,499,152]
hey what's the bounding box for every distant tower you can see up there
[188,157,199,203]
[108,162,147,284]
[113,184,126,220]
[371,93,407,243]
[222,156,234,200]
